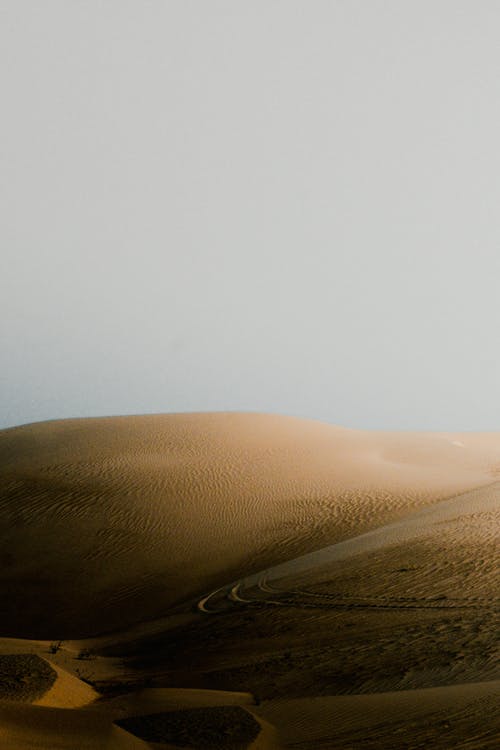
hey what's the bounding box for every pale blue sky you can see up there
[2,1,500,430]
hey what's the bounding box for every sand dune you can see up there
[0,644,278,750]
[0,412,498,748]
[0,702,150,750]
[1,413,499,638]
[34,660,99,708]
[108,481,497,704]
[257,680,500,749]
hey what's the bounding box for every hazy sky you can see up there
[2,1,500,431]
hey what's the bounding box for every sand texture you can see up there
[0,412,498,748]
[1,413,499,638]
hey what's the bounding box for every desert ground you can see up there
[0,412,498,748]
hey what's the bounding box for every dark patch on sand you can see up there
[0,653,57,701]
[116,704,261,748]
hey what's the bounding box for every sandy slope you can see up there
[0,702,150,750]
[0,649,278,750]
[34,660,99,708]
[257,680,500,749]
[110,481,498,702]
[0,412,499,749]
[1,412,500,638]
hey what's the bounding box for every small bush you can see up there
[76,648,94,660]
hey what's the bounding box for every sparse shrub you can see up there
[76,648,94,660]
